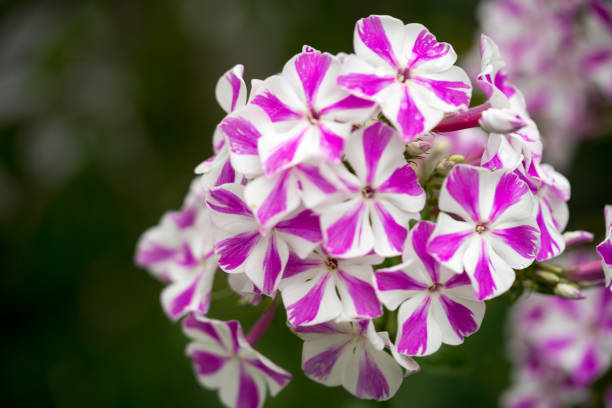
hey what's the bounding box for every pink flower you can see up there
[183,314,291,408]
[428,164,539,300]
[206,183,322,296]
[319,121,425,257]
[376,221,485,356]
[252,46,376,177]
[338,15,472,141]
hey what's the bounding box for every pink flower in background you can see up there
[320,121,425,257]
[597,205,612,288]
[294,320,419,401]
[503,286,612,407]
[338,15,472,141]
[135,180,216,320]
[184,314,291,408]
[280,250,383,326]
[475,0,612,166]
[376,221,485,356]
[252,47,376,176]
[428,165,539,300]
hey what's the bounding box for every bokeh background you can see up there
[1,1,611,407]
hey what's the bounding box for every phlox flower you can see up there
[251,46,376,176]
[376,221,485,356]
[279,250,383,326]
[183,313,291,408]
[320,121,426,257]
[135,180,216,320]
[294,320,419,401]
[206,183,322,296]
[476,34,529,134]
[428,164,539,300]
[338,15,472,141]
[597,204,612,287]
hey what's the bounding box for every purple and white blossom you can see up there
[428,164,539,300]
[135,180,216,320]
[376,221,485,356]
[338,15,472,141]
[252,46,376,176]
[320,121,426,257]
[184,313,291,408]
[206,183,322,296]
[294,320,419,401]
[597,205,612,288]
[279,250,383,326]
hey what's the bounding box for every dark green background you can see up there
[1,1,610,407]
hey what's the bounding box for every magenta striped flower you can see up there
[135,180,216,320]
[251,46,376,177]
[294,320,419,401]
[376,221,485,356]
[206,183,322,296]
[597,205,612,288]
[320,121,426,257]
[279,250,383,326]
[428,164,539,301]
[183,314,291,408]
[338,15,472,141]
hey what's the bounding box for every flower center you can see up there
[325,257,338,271]
[428,282,442,292]
[307,110,320,125]
[361,185,375,199]
[475,223,488,234]
[396,68,411,84]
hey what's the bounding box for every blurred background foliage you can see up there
[0,1,610,407]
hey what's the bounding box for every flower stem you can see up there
[432,103,491,133]
[246,299,279,346]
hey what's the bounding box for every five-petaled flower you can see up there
[428,164,540,300]
[338,15,472,141]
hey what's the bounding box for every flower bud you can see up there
[534,270,560,284]
[553,282,585,299]
[435,154,464,176]
[405,140,432,156]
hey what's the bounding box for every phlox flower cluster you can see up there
[135,14,607,407]
[474,0,612,166]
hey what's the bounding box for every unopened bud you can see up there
[553,282,584,299]
[534,270,560,284]
[435,154,464,176]
[405,140,432,156]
